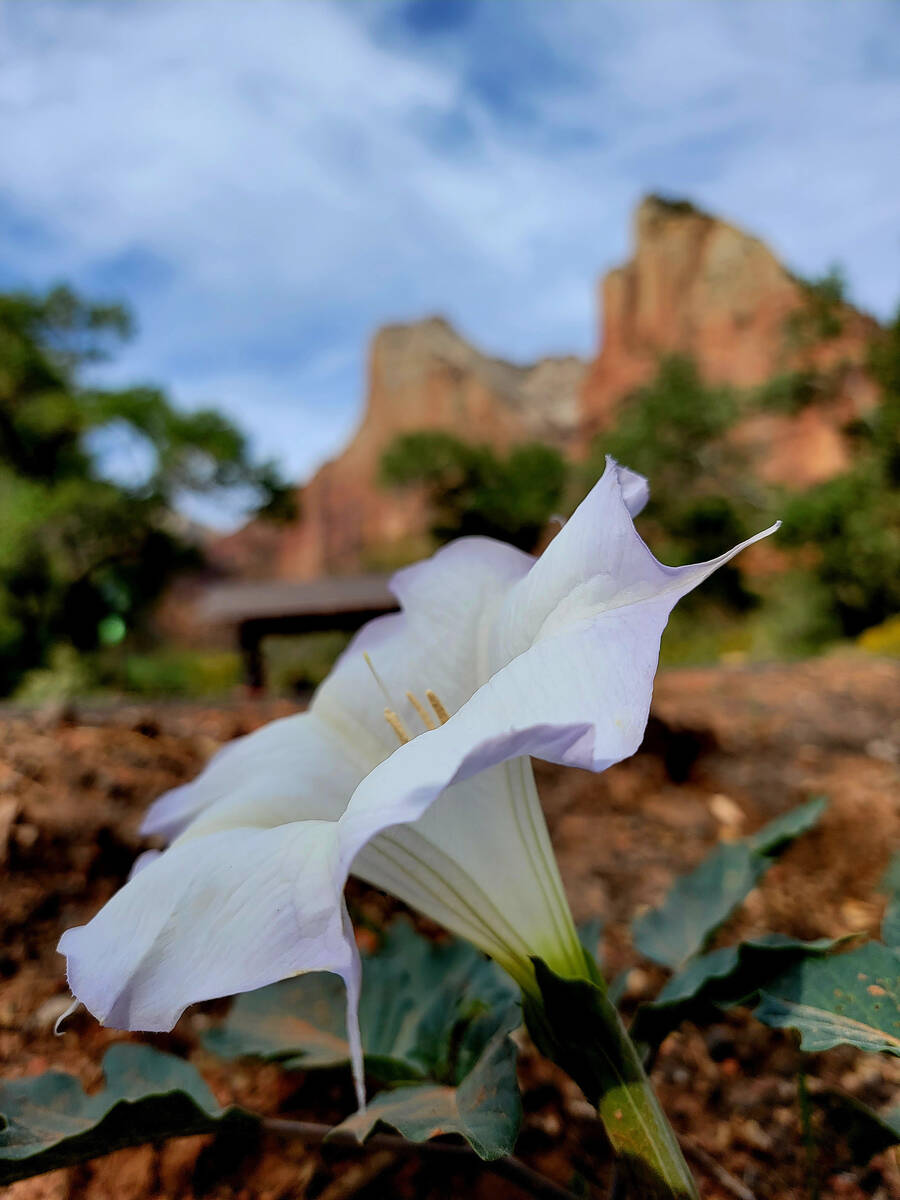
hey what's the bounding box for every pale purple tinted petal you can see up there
[337,522,778,871]
[127,849,161,879]
[58,821,353,1033]
[141,712,362,841]
[314,536,534,748]
[491,458,663,664]
[617,463,650,517]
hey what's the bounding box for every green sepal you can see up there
[0,1043,254,1186]
[524,958,699,1200]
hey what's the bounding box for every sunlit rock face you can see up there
[218,317,587,580]
[210,197,880,582]
[580,195,880,485]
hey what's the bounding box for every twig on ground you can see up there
[680,1136,757,1200]
[261,1117,580,1199]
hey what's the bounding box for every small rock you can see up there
[866,738,898,763]
[709,792,745,837]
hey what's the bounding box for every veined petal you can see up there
[314,536,533,744]
[58,821,366,1107]
[142,708,377,844]
[352,756,585,986]
[336,519,778,920]
[492,458,665,665]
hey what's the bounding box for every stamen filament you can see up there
[425,690,450,725]
[384,708,411,744]
[363,652,395,707]
[406,691,436,731]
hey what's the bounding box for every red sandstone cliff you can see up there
[581,196,879,483]
[211,197,880,582]
[215,318,587,579]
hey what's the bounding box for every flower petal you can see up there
[58,820,366,1107]
[142,712,371,842]
[314,535,533,744]
[336,519,778,891]
[616,463,650,517]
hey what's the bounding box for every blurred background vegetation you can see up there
[0,284,292,701]
[1,274,898,702]
[380,279,900,672]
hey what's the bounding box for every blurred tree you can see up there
[784,265,847,348]
[588,355,759,608]
[778,305,900,637]
[380,431,567,551]
[0,284,294,693]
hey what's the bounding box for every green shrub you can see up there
[116,649,241,698]
[381,432,567,551]
[858,615,900,658]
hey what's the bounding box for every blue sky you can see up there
[1,0,899,523]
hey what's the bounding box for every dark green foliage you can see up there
[632,798,827,970]
[815,1091,900,1160]
[0,284,292,692]
[880,854,900,951]
[765,304,900,640]
[754,368,840,415]
[755,942,900,1055]
[0,1042,251,1186]
[380,431,567,551]
[204,919,522,1159]
[645,194,705,218]
[335,1030,520,1161]
[630,934,842,1047]
[590,355,757,609]
[785,266,847,346]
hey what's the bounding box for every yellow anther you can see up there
[426,690,450,725]
[406,691,436,731]
[384,708,411,745]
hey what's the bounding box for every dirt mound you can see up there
[2,657,898,1198]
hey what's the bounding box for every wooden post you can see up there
[238,620,265,693]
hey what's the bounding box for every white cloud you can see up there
[0,0,897,525]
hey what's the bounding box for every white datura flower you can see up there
[59,460,777,1107]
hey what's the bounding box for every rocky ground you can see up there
[1,655,898,1199]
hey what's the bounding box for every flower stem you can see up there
[524,957,700,1200]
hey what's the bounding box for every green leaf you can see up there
[744,796,828,856]
[880,853,900,951]
[755,942,900,1055]
[633,842,769,970]
[633,798,828,969]
[203,919,522,1159]
[334,1029,520,1161]
[630,935,842,1047]
[816,1090,900,1161]
[204,919,518,1084]
[0,1043,251,1186]
[577,918,604,968]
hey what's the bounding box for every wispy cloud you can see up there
[1,0,897,519]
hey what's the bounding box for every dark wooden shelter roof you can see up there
[201,574,398,625]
